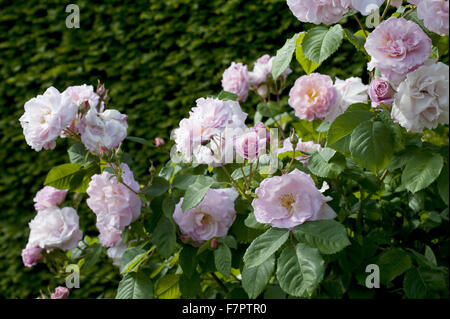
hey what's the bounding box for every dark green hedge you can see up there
[0,0,366,298]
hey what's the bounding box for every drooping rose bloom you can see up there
[365,17,431,84]
[26,206,83,251]
[21,247,43,267]
[63,84,101,110]
[286,0,351,25]
[173,188,238,243]
[416,0,449,36]
[368,78,395,107]
[221,62,250,102]
[252,169,336,229]
[277,135,322,166]
[325,77,368,122]
[289,73,338,121]
[391,61,449,133]
[33,186,68,211]
[51,286,70,299]
[86,163,141,247]
[19,87,78,151]
[77,108,128,153]
[249,55,273,87]
[350,0,385,15]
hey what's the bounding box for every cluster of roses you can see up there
[20,84,142,268]
[288,0,448,36]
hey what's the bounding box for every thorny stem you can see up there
[380,0,391,22]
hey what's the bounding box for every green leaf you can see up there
[307,149,346,179]
[84,243,103,268]
[152,216,176,258]
[293,220,350,255]
[172,174,197,190]
[327,103,374,153]
[214,243,232,277]
[272,33,299,79]
[257,101,283,118]
[376,248,412,284]
[144,177,170,197]
[69,163,100,193]
[244,212,267,230]
[402,152,444,193]
[404,267,448,299]
[179,246,198,278]
[437,163,449,205]
[181,176,215,211]
[179,272,201,298]
[217,90,237,101]
[343,28,366,54]
[295,33,320,74]
[243,228,289,268]
[378,110,405,152]
[303,25,344,64]
[349,120,394,174]
[242,255,275,299]
[67,143,95,166]
[424,246,437,266]
[120,247,147,275]
[155,274,180,299]
[126,136,153,147]
[116,272,153,299]
[44,163,82,190]
[276,243,325,297]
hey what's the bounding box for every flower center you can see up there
[279,193,296,215]
[307,88,319,103]
[200,212,213,225]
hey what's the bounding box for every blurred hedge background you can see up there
[0,0,367,298]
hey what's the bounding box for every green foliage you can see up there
[243,228,289,268]
[242,255,275,299]
[302,25,344,64]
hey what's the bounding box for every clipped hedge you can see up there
[0,0,367,298]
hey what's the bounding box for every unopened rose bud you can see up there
[96,83,106,96]
[210,238,219,250]
[154,137,165,147]
[180,234,190,244]
[368,78,395,108]
[289,128,299,146]
[51,286,69,299]
[256,84,268,98]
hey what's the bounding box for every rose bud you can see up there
[368,78,395,107]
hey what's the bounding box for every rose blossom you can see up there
[19,87,78,151]
[350,0,385,15]
[252,169,336,229]
[286,0,351,25]
[368,78,395,107]
[234,131,260,161]
[221,62,250,102]
[391,0,404,7]
[325,77,368,122]
[249,55,273,87]
[391,61,449,133]
[289,73,338,121]
[51,287,69,299]
[21,247,43,267]
[365,17,432,84]
[77,107,128,153]
[26,206,83,251]
[154,137,165,147]
[416,0,449,36]
[277,135,322,166]
[63,84,101,110]
[86,163,141,247]
[173,188,238,243]
[33,186,68,211]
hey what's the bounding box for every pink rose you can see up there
[289,73,338,121]
[278,136,322,166]
[51,286,69,299]
[368,78,395,107]
[63,84,101,110]
[365,17,432,84]
[252,169,336,229]
[33,186,68,211]
[234,131,260,161]
[26,206,83,251]
[86,163,141,247]
[154,137,165,147]
[221,62,250,102]
[417,0,449,36]
[77,108,128,153]
[173,188,238,243]
[287,0,351,25]
[249,55,273,87]
[21,247,43,267]
[391,0,404,7]
[19,87,78,151]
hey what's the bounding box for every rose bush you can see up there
[18,0,448,299]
